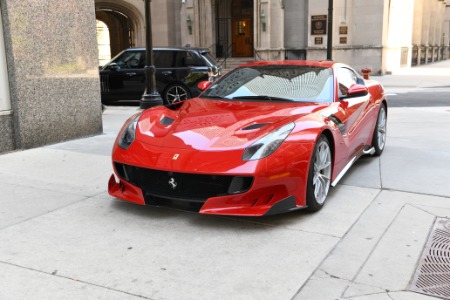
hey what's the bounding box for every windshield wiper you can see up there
[232,95,293,102]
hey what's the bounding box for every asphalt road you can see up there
[386,87,450,107]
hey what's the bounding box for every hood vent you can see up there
[242,123,269,131]
[160,116,175,126]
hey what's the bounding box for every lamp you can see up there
[261,10,266,32]
[186,15,192,35]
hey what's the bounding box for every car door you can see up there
[332,67,371,154]
[100,50,146,101]
[154,50,176,93]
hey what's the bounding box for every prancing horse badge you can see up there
[168,178,178,189]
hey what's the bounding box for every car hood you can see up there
[135,98,328,151]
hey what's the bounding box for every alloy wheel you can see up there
[313,140,332,205]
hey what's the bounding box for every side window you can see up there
[154,51,175,68]
[113,51,144,69]
[337,68,358,97]
[175,51,187,67]
[185,52,205,66]
[174,51,204,67]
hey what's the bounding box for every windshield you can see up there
[201,65,334,103]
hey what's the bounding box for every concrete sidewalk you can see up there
[0,62,449,300]
[372,59,450,89]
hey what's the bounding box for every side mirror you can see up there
[107,63,119,71]
[344,84,368,98]
[198,81,211,91]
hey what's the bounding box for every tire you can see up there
[163,84,191,105]
[306,135,332,212]
[372,104,387,156]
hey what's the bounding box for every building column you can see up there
[255,0,285,60]
[384,0,415,72]
[411,0,423,65]
[0,7,11,114]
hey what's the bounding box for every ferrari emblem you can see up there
[168,178,178,190]
[172,154,179,160]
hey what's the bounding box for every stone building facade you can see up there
[1,0,449,153]
[93,0,449,75]
[0,0,103,154]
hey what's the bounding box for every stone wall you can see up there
[0,0,103,153]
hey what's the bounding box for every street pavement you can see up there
[0,60,449,300]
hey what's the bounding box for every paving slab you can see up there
[0,263,141,300]
[347,204,434,293]
[297,189,450,300]
[0,193,338,300]
[380,107,450,197]
[245,185,380,238]
[389,291,440,300]
[0,148,111,196]
[0,182,86,229]
[1,102,450,299]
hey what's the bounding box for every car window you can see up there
[155,51,175,68]
[201,52,218,67]
[175,51,205,67]
[112,51,145,69]
[337,67,358,97]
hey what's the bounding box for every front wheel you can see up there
[372,104,387,156]
[163,84,191,105]
[306,135,332,212]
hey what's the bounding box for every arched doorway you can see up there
[96,8,135,59]
[216,0,254,58]
[95,1,144,63]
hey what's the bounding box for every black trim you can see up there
[264,196,298,216]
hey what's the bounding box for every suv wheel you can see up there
[164,84,191,105]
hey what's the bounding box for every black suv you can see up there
[100,47,221,105]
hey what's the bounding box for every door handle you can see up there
[126,72,137,76]
[162,71,172,75]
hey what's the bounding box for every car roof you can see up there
[239,60,335,68]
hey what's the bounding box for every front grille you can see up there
[115,163,253,203]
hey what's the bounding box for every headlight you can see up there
[118,113,141,150]
[242,122,295,161]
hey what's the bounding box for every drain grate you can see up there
[410,218,450,299]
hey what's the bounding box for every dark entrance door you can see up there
[232,18,253,57]
[216,0,254,58]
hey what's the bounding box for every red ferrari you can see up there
[108,61,387,216]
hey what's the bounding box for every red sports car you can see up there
[108,60,387,216]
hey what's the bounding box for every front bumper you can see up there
[108,140,314,216]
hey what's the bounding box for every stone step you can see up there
[217,57,255,73]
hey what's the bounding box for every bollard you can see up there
[361,68,372,80]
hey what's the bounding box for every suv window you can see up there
[154,51,176,68]
[175,51,205,67]
[113,51,145,69]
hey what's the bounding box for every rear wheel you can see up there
[306,135,332,212]
[372,104,387,156]
[164,84,191,105]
